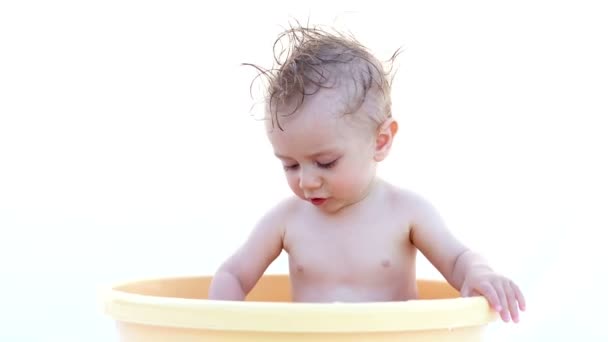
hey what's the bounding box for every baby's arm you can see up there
[208,201,287,300]
[407,192,525,322]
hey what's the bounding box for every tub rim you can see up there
[103,275,498,333]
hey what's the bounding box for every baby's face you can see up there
[266,88,380,214]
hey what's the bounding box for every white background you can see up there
[1,1,606,341]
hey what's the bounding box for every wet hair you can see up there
[245,23,401,131]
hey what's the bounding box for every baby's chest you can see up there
[284,223,413,279]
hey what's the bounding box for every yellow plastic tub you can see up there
[103,274,497,341]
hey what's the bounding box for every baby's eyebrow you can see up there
[274,151,336,159]
[274,153,290,159]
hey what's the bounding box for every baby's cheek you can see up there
[286,174,304,197]
[348,163,374,193]
[332,170,366,196]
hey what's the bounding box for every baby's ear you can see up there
[373,118,398,161]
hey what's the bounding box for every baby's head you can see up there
[263,25,397,133]
[251,25,399,213]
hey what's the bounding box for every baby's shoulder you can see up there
[382,182,420,204]
[251,196,303,237]
[265,195,305,220]
[380,181,434,214]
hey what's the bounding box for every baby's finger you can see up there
[492,281,510,322]
[477,282,502,312]
[460,283,471,297]
[505,282,520,323]
[512,281,526,311]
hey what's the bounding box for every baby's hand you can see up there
[460,270,526,323]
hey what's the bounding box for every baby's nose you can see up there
[299,168,322,190]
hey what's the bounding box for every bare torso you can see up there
[282,181,418,302]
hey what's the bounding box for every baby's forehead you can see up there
[266,113,362,159]
[265,103,378,156]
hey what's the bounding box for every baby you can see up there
[209,25,525,323]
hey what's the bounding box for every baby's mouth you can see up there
[310,198,327,206]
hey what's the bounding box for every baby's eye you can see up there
[283,164,299,171]
[317,159,338,169]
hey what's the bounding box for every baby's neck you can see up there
[333,177,387,216]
